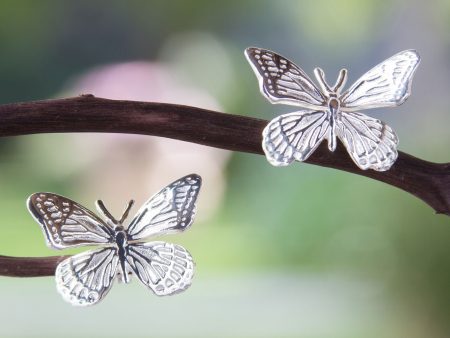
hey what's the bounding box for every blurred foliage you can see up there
[0,0,449,337]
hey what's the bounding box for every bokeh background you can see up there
[0,1,449,337]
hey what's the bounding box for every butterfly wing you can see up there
[127,174,201,241]
[126,242,194,296]
[28,193,114,250]
[340,50,420,111]
[245,47,326,109]
[336,111,399,171]
[262,110,330,166]
[55,247,119,306]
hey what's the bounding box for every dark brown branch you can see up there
[0,255,68,277]
[0,95,448,277]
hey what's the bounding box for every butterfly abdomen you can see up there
[115,229,130,283]
[327,98,340,152]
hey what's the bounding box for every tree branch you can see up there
[0,255,68,277]
[0,95,448,277]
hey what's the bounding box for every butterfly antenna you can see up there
[96,199,119,225]
[119,199,135,224]
[332,68,348,93]
[313,67,332,95]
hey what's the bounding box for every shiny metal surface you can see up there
[245,47,420,171]
[27,174,201,306]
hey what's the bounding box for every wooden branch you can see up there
[0,95,448,277]
[0,255,68,277]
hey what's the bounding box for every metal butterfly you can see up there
[245,47,420,171]
[27,174,202,306]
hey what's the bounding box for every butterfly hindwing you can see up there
[126,242,194,296]
[55,247,119,306]
[336,111,399,171]
[27,193,114,249]
[262,110,330,166]
[127,174,201,240]
[340,50,420,111]
[245,47,326,109]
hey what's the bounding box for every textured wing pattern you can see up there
[27,193,113,249]
[126,242,194,296]
[55,247,119,306]
[336,111,399,171]
[245,47,326,109]
[127,175,201,240]
[340,50,420,110]
[262,110,330,166]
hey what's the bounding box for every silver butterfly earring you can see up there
[27,174,201,306]
[245,47,420,171]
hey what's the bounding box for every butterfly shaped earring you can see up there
[245,47,420,171]
[27,174,201,306]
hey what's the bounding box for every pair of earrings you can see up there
[29,47,420,306]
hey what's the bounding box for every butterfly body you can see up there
[289,67,347,153]
[245,47,420,171]
[113,226,129,283]
[28,174,202,306]
[327,99,338,152]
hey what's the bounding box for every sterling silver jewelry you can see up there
[245,47,420,171]
[28,174,202,306]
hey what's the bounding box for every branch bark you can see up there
[0,95,448,277]
[0,255,68,277]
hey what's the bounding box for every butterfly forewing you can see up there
[28,193,114,249]
[336,111,399,171]
[55,247,119,306]
[127,174,202,240]
[245,47,326,109]
[263,110,330,166]
[340,50,420,111]
[126,242,194,296]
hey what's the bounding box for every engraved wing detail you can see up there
[127,174,202,240]
[245,47,326,109]
[28,175,202,306]
[246,47,420,171]
[262,110,330,166]
[340,50,420,111]
[335,111,399,171]
[55,247,119,306]
[126,242,194,296]
[27,193,114,249]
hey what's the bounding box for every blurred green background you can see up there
[0,0,449,337]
